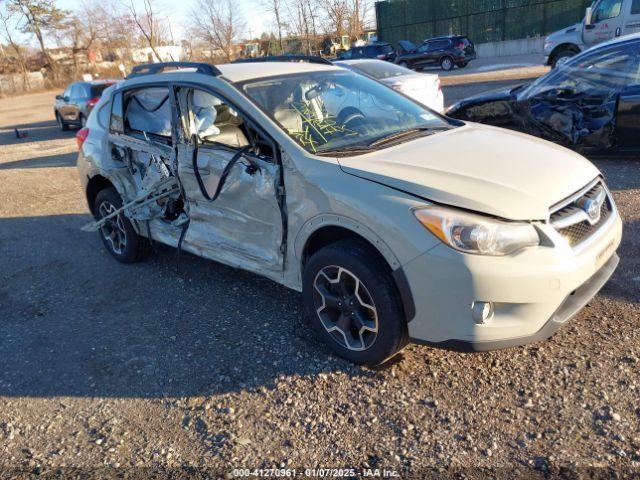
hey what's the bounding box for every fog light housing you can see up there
[471,301,494,324]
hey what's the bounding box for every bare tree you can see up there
[0,4,30,86]
[8,0,66,81]
[126,0,170,62]
[56,2,102,74]
[260,0,285,54]
[285,0,314,54]
[97,0,136,65]
[322,0,349,39]
[347,0,370,39]
[189,0,245,62]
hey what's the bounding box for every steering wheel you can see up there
[336,107,366,129]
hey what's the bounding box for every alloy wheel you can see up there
[313,266,378,351]
[555,55,571,68]
[442,57,453,70]
[98,201,127,255]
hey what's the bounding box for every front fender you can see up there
[294,213,402,270]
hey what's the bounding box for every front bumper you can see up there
[404,211,622,349]
[413,253,619,351]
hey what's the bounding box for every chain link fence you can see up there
[376,0,592,46]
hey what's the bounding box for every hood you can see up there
[447,87,518,114]
[397,40,418,54]
[337,124,600,221]
[380,72,439,85]
[546,23,581,42]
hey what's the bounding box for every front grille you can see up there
[550,181,613,247]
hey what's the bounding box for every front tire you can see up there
[56,111,69,131]
[302,239,408,366]
[551,49,577,68]
[94,187,149,263]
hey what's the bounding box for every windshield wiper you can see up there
[367,126,446,149]
[316,145,375,156]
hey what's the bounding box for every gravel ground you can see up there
[0,89,638,479]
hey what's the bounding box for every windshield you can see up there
[241,70,451,154]
[348,61,412,80]
[519,43,638,100]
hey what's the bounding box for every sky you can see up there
[13,0,268,46]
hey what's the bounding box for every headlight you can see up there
[414,206,540,256]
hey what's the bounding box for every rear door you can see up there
[174,86,285,272]
[425,40,450,65]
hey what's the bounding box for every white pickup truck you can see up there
[544,0,640,67]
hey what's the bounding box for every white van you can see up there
[544,0,640,67]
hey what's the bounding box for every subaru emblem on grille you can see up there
[577,186,606,226]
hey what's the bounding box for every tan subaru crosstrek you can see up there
[76,61,622,366]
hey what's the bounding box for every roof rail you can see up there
[232,55,333,66]
[126,62,222,79]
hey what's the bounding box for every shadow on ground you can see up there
[0,214,374,399]
[0,119,77,146]
[0,151,77,169]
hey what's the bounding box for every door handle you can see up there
[615,27,621,37]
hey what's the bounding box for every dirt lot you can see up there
[0,87,638,479]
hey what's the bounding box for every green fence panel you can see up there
[377,0,592,44]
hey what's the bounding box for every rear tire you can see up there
[56,111,69,131]
[94,187,149,263]
[440,56,454,71]
[302,239,408,366]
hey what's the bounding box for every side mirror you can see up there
[585,7,593,27]
[55,94,63,100]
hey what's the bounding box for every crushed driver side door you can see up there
[174,86,285,274]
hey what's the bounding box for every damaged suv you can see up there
[78,61,622,366]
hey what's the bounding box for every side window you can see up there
[189,89,249,149]
[593,0,623,22]
[123,87,172,140]
[418,43,430,53]
[72,85,84,100]
[75,85,88,99]
[632,0,640,14]
[63,85,72,99]
[110,92,124,133]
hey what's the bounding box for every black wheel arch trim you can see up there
[391,266,416,322]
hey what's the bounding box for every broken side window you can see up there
[124,87,172,141]
[188,89,250,149]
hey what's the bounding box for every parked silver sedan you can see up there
[334,59,444,113]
